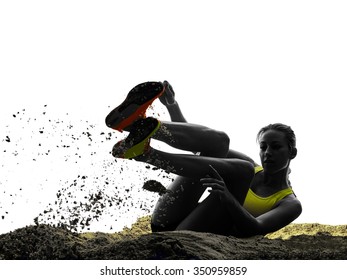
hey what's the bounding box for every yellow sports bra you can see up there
[243,166,294,217]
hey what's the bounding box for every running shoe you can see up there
[112,117,161,159]
[105,82,165,132]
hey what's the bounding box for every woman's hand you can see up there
[200,165,238,206]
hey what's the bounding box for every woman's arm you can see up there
[224,194,301,236]
[201,166,302,236]
[253,197,302,235]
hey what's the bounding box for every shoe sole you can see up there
[123,119,161,159]
[105,82,165,132]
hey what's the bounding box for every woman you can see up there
[105,81,302,237]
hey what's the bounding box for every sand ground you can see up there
[1,216,346,260]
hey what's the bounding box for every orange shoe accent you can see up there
[115,92,163,132]
[105,82,166,132]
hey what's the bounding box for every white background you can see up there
[1,0,347,234]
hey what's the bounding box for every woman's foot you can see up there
[159,80,176,106]
[112,117,161,159]
[105,82,165,132]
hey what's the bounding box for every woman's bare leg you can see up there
[150,82,224,231]
[145,123,233,231]
[141,147,254,232]
[144,82,254,232]
[153,121,230,157]
[176,193,238,235]
[137,149,253,202]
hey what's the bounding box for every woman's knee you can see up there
[227,159,254,183]
[201,128,230,157]
[218,130,230,155]
[223,159,255,202]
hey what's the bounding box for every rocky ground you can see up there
[1,216,346,260]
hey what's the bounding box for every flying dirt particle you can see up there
[1,104,171,233]
[143,180,170,195]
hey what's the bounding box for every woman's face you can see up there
[258,130,294,174]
